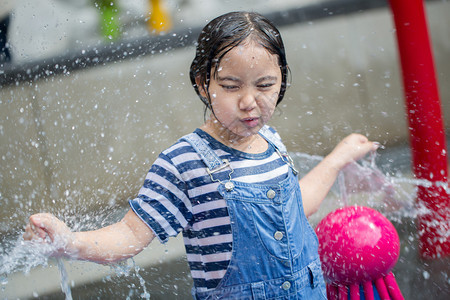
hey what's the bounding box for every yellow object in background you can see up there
[147,0,172,34]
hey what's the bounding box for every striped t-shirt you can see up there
[129,127,290,292]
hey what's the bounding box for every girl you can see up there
[24,11,377,299]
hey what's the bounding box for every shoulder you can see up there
[155,131,212,176]
[162,129,216,156]
[159,133,205,164]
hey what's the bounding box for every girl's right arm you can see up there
[23,209,155,264]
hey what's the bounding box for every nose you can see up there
[239,89,257,111]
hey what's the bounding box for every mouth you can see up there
[241,117,260,128]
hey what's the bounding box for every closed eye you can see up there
[220,84,240,91]
[255,76,278,90]
[257,83,276,89]
[217,76,242,91]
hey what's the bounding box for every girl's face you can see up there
[201,40,282,140]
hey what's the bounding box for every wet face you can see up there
[200,40,282,140]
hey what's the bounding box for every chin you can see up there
[240,126,263,137]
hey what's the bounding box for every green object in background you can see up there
[95,0,121,41]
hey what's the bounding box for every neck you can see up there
[201,118,266,153]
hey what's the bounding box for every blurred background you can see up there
[1,0,449,299]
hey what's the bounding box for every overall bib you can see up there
[183,126,327,300]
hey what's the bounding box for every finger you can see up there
[29,214,48,229]
[358,134,369,144]
[23,231,33,240]
[24,223,44,241]
[372,141,385,150]
[32,223,48,239]
[29,215,51,239]
[23,224,34,240]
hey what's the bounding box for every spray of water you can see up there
[1,150,446,298]
[57,258,73,300]
[292,150,441,222]
[1,237,57,277]
[0,234,153,299]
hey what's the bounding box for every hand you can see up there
[23,213,75,257]
[327,133,379,171]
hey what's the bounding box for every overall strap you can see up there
[258,125,287,154]
[258,125,298,175]
[181,132,227,172]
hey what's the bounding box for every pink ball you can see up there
[315,206,400,285]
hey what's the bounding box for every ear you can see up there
[195,76,208,98]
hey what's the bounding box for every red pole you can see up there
[388,0,449,259]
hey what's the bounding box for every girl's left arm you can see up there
[299,133,378,217]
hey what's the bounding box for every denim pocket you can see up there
[307,260,328,299]
[248,196,304,260]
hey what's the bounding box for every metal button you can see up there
[224,181,234,192]
[274,231,284,241]
[267,189,276,199]
[281,281,291,290]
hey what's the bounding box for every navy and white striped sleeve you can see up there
[129,152,193,244]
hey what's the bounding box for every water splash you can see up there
[107,258,151,299]
[0,235,57,296]
[338,171,348,206]
[292,150,446,222]
[0,234,152,299]
[0,236,56,276]
[57,258,73,300]
[1,150,446,298]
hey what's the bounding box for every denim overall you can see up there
[183,126,327,300]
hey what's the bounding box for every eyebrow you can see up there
[217,75,278,84]
[254,76,278,84]
[217,76,241,82]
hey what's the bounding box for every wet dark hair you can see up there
[189,11,290,111]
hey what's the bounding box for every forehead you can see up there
[217,40,280,70]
